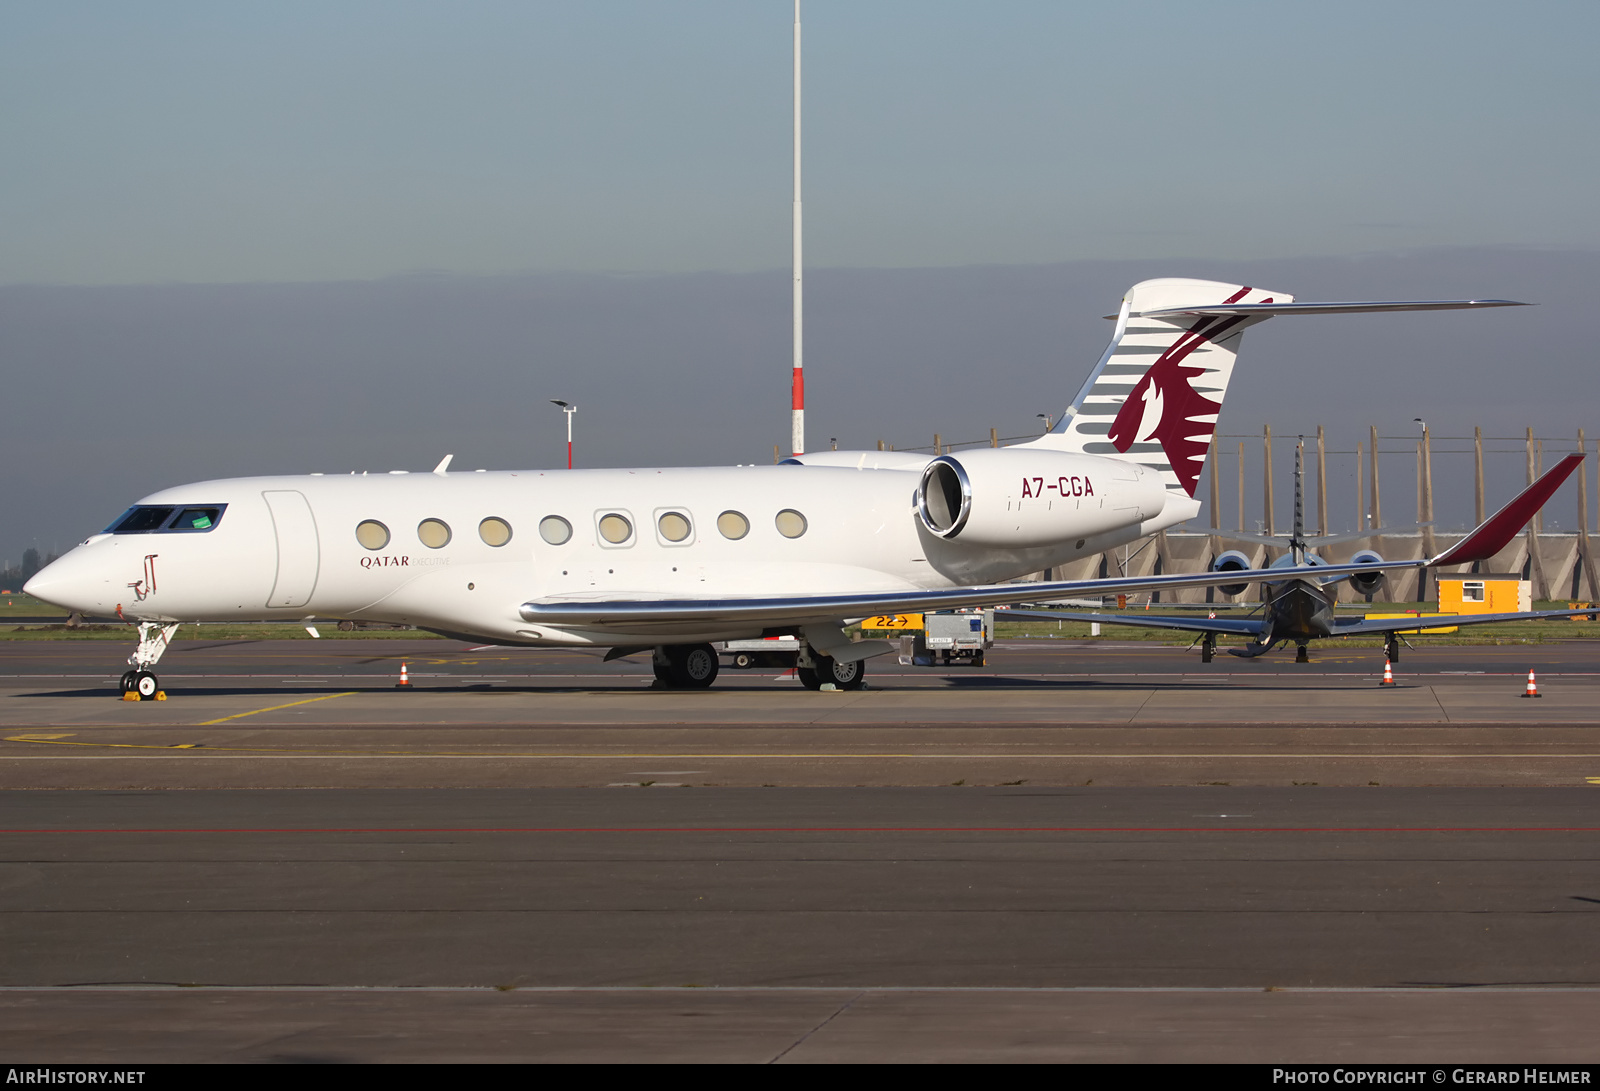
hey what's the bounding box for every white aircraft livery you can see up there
[24,278,1538,697]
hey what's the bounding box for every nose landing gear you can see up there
[120,670,163,700]
[120,621,179,700]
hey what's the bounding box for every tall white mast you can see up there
[789,0,804,456]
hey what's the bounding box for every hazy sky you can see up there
[5,1,1599,284]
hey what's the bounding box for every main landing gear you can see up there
[652,643,720,689]
[1200,633,1216,664]
[120,621,179,701]
[796,643,866,691]
[1385,634,1401,664]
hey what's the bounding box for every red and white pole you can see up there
[551,400,576,469]
[790,0,804,457]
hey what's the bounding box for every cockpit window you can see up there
[172,507,223,531]
[108,507,175,533]
[106,504,226,534]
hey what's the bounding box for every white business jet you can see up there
[25,278,1537,697]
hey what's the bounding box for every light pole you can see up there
[551,400,576,469]
[1037,413,1053,434]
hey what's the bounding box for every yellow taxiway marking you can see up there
[8,734,75,741]
[197,692,358,726]
[1587,777,1600,785]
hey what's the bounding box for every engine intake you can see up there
[918,458,971,537]
[1211,549,1252,597]
[914,449,1163,549]
[1347,549,1387,596]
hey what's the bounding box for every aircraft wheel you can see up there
[1386,636,1400,663]
[800,654,865,691]
[134,671,159,699]
[661,643,719,688]
[732,652,754,669]
[120,670,137,693]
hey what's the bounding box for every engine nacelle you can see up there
[1211,549,1253,596]
[1347,549,1387,596]
[915,449,1164,549]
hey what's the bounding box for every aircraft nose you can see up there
[23,549,112,614]
[23,560,72,609]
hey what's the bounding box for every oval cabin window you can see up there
[775,509,808,539]
[355,520,390,551]
[598,513,633,545]
[418,518,452,549]
[657,512,691,542]
[538,516,572,545]
[717,510,750,540]
[479,517,512,547]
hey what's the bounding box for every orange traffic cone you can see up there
[396,661,413,689]
[1378,658,1396,686]
[1522,669,1541,698]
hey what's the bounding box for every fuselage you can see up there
[26,455,1184,646]
[1260,579,1340,643]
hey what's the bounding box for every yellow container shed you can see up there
[1437,573,1531,615]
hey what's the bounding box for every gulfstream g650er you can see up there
[26,278,1546,696]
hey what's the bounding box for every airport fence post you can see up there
[1316,425,1328,537]
[1474,427,1486,526]
[1526,427,1551,599]
[1263,424,1274,535]
[1580,428,1599,599]
[1236,442,1245,532]
[1370,425,1382,531]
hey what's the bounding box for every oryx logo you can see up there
[1107,287,1265,497]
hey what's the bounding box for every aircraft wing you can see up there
[519,558,1401,630]
[1003,606,1595,640]
[1330,608,1597,636]
[997,609,1265,637]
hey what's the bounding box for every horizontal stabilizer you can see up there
[1117,299,1527,320]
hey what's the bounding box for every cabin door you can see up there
[263,489,321,609]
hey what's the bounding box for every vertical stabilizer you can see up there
[1027,278,1290,500]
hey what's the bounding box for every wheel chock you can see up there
[121,691,140,702]
[155,691,167,701]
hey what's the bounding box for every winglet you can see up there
[1430,453,1583,567]
[432,454,454,476]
